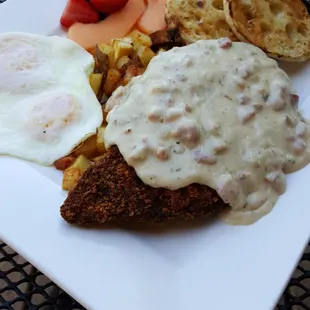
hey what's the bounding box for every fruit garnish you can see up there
[60,0,100,29]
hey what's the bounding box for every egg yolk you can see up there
[24,91,81,143]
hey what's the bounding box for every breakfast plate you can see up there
[1,0,310,310]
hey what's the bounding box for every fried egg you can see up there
[0,32,102,165]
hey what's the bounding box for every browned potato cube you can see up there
[90,73,103,96]
[136,45,156,66]
[62,154,92,190]
[132,41,144,54]
[157,48,166,54]
[115,55,130,72]
[54,156,75,171]
[62,167,82,191]
[127,30,152,47]
[70,154,92,171]
[95,46,110,75]
[112,39,133,62]
[97,127,106,154]
[97,44,115,68]
[72,134,98,158]
[103,69,122,96]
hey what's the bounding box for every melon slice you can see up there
[68,0,146,50]
[137,0,167,34]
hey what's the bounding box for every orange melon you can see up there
[68,0,146,50]
[137,0,167,34]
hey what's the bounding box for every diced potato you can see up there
[132,42,145,56]
[157,48,166,54]
[89,73,103,96]
[135,45,156,66]
[103,69,122,96]
[54,156,75,171]
[97,43,115,68]
[112,39,133,61]
[97,126,106,154]
[121,72,131,86]
[95,46,109,75]
[70,154,92,171]
[62,167,82,191]
[62,155,92,191]
[115,55,130,72]
[122,37,133,44]
[127,30,152,47]
[72,134,98,158]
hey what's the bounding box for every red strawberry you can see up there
[89,0,129,14]
[60,0,100,29]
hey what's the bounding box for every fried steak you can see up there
[60,146,227,224]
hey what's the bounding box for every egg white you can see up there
[0,32,103,165]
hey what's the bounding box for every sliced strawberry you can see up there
[60,0,100,29]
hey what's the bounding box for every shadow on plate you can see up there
[71,215,220,236]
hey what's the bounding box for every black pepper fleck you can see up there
[261,93,269,102]
[197,0,204,7]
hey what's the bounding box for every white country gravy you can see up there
[104,39,310,225]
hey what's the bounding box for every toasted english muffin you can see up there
[165,0,238,43]
[223,0,310,62]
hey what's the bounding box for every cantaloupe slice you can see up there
[68,0,146,50]
[137,0,167,34]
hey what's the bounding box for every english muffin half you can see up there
[165,0,238,43]
[223,0,310,62]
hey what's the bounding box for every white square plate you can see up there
[1,1,310,309]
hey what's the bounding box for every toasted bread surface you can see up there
[165,0,238,43]
[223,0,310,62]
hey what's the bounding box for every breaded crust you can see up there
[165,0,238,44]
[60,146,227,225]
[223,0,310,62]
